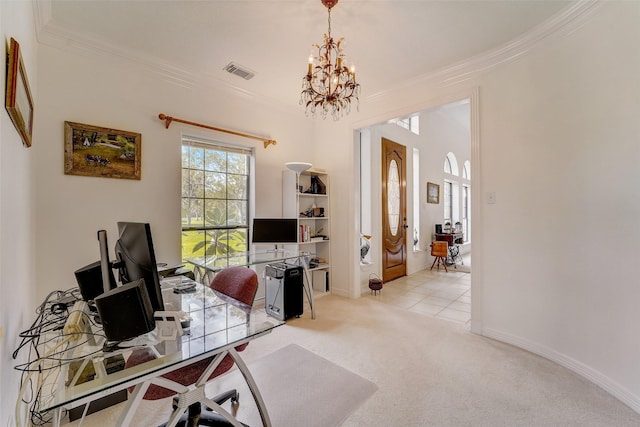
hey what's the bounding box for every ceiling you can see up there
[37,0,574,111]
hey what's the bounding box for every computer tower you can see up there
[265,264,303,321]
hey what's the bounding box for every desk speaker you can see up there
[94,279,155,342]
[74,260,115,301]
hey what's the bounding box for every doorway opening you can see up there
[358,97,473,325]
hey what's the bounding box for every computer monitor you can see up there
[251,218,298,245]
[114,222,164,313]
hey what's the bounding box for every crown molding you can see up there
[33,1,302,114]
[364,0,601,103]
[35,7,195,89]
[33,0,52,29]
[33,0,601,111]
[33,0,265,98]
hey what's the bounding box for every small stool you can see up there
[368,274,383,295]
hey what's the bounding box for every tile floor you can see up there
[363,266,471,328]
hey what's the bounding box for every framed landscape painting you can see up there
[64,121,141,180]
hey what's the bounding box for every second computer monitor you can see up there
[114,221,164,313]
[252,218,298,245]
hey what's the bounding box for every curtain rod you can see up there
[158,113,277,148]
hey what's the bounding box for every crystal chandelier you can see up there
[300,0,361,120]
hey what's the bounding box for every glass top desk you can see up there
[27,280,284,427]
[185,249,303,280]
[186,249,316,319]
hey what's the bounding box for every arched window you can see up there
[462,160,470,180]
[444,152,459,176]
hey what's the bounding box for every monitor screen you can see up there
[114,222,164,312]
[252,218,298,244]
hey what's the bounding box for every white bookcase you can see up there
[282,168,331,294]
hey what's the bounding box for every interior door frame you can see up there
[351,88,481,333]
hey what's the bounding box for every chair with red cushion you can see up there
[125,266,259,426]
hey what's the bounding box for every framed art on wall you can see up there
[5,38,34,147]
[64,121,141,180]
[427,182,440,204]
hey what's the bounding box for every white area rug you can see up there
[210,343,378,427]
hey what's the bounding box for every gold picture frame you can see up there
[427,182,440,204]
[64,121,141,180]
[5,38,34,147]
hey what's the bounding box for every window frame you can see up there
[181,136,254,265]
[443,180,453,223]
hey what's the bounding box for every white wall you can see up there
[344,0,640,414]
[33,43,315,303]
[0,1,38,424]
[477,2,640,411]
[420,103,471,247]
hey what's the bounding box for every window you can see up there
[462,185,470,242]
[359,130,373,264]
[462,160,470,180]
[413,148,420,250]
[443,153,460,226]
[444,152,459,176]
[462,161,471,242]
[443,153,470,242]
[181,137,252,265]
[444,156,452,174]
[388,115,420,135]
[443,180,453,223]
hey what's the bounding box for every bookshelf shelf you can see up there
[283,168,331,294]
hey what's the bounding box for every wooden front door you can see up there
[381,138,407,282]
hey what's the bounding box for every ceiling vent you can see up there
[223,62,255,80]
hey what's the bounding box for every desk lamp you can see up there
[285,162,313,193]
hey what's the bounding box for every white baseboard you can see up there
[482,327,640,414]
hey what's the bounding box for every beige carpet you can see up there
[209,344,378,427]
[63,295,640,426]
